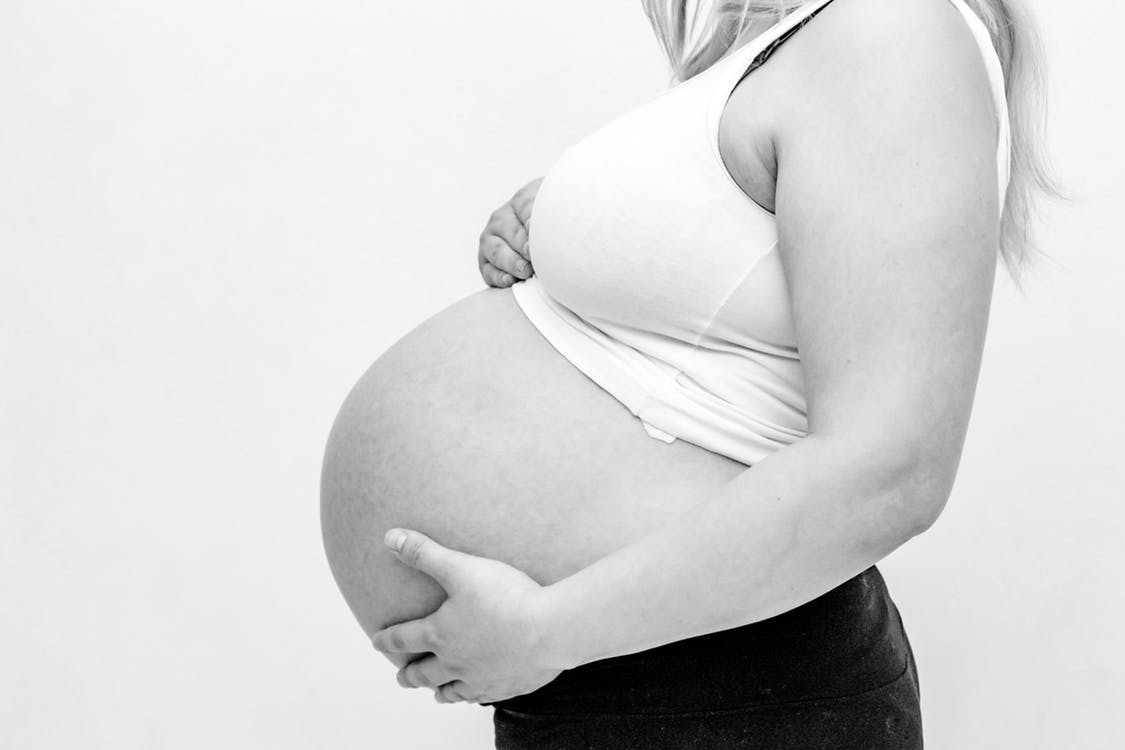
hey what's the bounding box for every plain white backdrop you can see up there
[1,1,1121,747]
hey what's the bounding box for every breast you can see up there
[526,80,782,345]
[319,286,747,637]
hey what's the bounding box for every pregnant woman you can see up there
[321,0,1060,746]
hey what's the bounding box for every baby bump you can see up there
[319,284,747,636]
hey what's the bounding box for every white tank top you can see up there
[511,0,1011,466]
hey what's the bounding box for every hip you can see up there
[486,565,920,737]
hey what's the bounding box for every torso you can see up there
[320,20,807,639]
[322,0,1010,657]
[321,288,747,636]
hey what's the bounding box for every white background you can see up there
[2,1,1121,747]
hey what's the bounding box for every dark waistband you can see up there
[486,565,912,715]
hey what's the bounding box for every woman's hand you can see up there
[372,528,565,705]
[478,177,543,288]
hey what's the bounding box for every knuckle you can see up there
[400,537,424,563]
[482,238,499,264]
[424,620,442,650]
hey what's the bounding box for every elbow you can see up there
[810,428,960,551]
[885,444,958,541]
[849,435,958,548]
[903,489,947,538]
[865,468,949,558]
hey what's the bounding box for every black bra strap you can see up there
[734,0,841,88]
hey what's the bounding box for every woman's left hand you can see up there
[372,528,566,705]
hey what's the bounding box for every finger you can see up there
[480,261,514,288]
[378,648,426,670]
[372,617,436,655]
[511,177,543,226]
[384,528,475,589]
[435,680,476,704]
[508,223,531,265]
[511,193,534,226]
[498,203,531,263]
[396,655,459,690]
[482,234,532,279]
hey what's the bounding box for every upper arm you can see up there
[771,0,1001,514]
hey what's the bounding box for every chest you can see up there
[525,47,801,350]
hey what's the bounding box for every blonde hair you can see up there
[640,0,1069,290]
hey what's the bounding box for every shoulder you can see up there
[761,0,1000,201]
[759,1,1004,481]
[776,0,996,133]
[805,0,985,60]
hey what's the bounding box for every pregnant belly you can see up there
[319,283,748,637]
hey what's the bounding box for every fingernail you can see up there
[518,262,530,275]
[385,529,406,551]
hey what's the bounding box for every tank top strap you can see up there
[943,0,1012,212]
[704,0,1010,217]
[704,0,840,179]
[732,0,842,91]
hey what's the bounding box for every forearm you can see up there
[533,433,941,670]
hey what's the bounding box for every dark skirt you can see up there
[483,565,922,749]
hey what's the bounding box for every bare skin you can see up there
[320,286,747,641]
[321,8,841,668]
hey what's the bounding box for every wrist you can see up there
[527,582,585,672]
